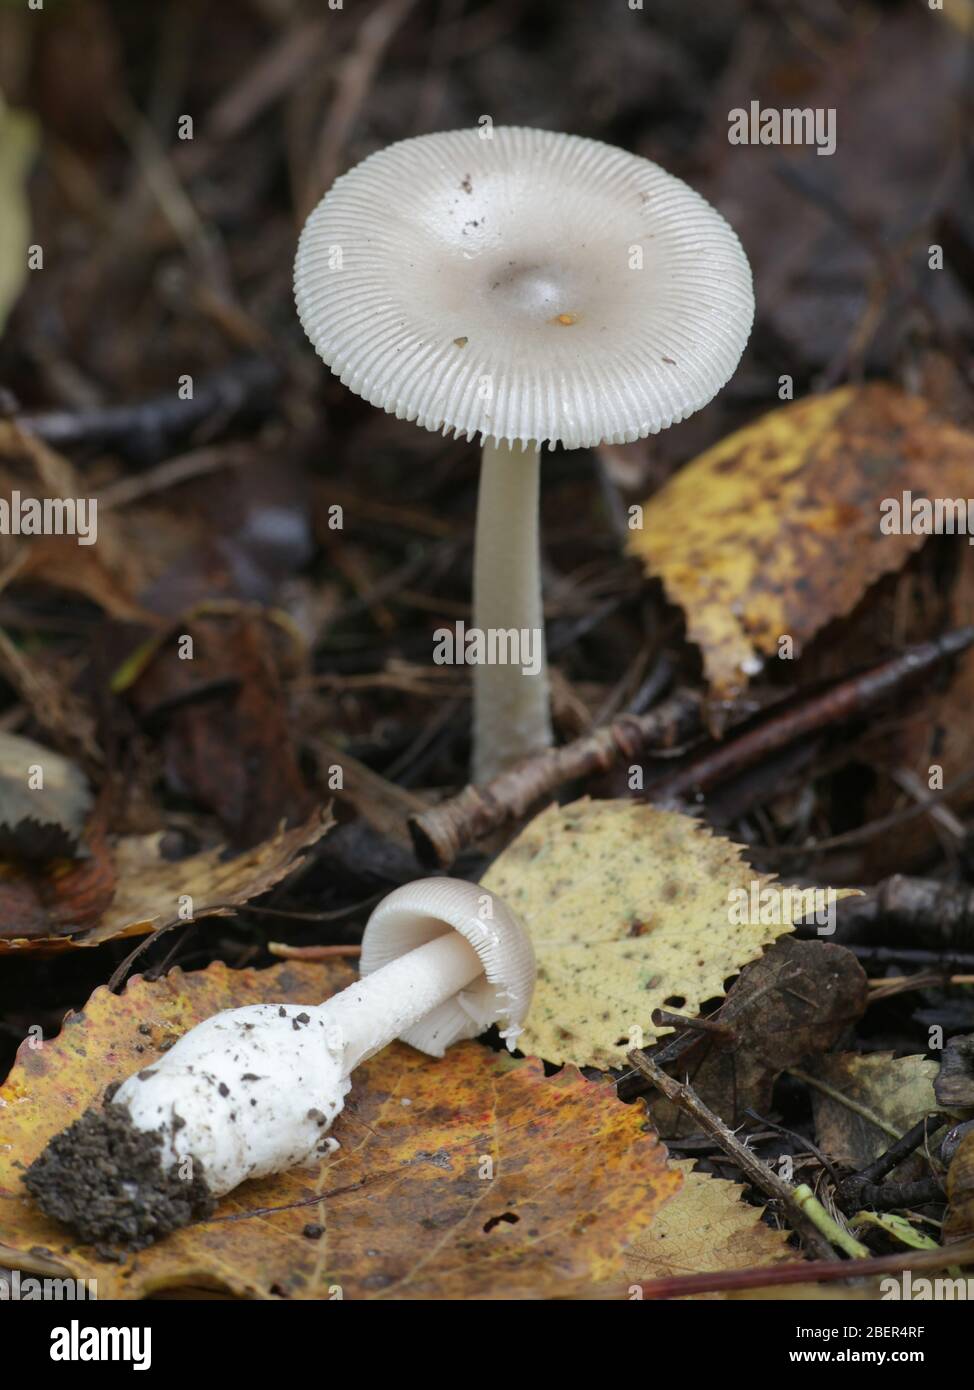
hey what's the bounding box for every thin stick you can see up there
[409,688,702,867]
[634,1237,974,1300]
[268,942,362,961]
[627,1049,841,1262]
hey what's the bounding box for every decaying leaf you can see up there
[0,731,93,859]
[625,1160,792,1292]
[652,938,868,1136]
[0,824,115,941]
[0,805,333,951]
[944,1130,974,1243]
[480,798,848,1068]
[810,1053,940,1176]
[126,614,312,848]
[851,1210,940,1252]
[628,385,974,697]
[935,1033,974,1109]
[0,960,679,1299]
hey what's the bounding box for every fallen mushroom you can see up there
[294,126,753,780]
[25,877,534,1248]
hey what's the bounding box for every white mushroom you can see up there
[294,126,754,781]
[26,879,534,1244]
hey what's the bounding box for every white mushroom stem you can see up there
[472,439,553,783]
[319,931,485,1072]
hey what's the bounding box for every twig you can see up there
[867,972,974,1001]
[15,357,280,463]
[836,1115,948,1213]
[627,1049,843,1262]
[634,1237,974,1300]
[268,942,362,960]
[410,626,974,868]
[830,874,974,950]
[408,688,703,867]
[851,945,974,970]
[651,626,974,804]
[303,0,420,218]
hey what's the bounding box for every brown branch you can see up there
[627,1048,840,1262]
[635,1237,974,1300]
[651,625,974,804]
[409,626,974,869]
[408,688,703,868]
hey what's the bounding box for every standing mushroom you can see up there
[25,878,534,1248]
[294,126,753,782]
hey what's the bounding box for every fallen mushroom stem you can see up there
[472,439,553,783]
[319,930,485,1071]
[25,877,534,1249]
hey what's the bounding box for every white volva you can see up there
[113,879,535,1197]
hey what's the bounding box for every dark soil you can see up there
[24,1102,214,1250]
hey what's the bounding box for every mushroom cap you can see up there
[294,126,753,450]
[358,877,535,1055]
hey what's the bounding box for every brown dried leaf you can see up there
[810,1053,940,1177]
[945,1131,974,1243]
[653,938,868,1137]
[0,805,333,952]
[935,1034,974,1110]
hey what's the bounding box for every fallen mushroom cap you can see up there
[294,126,754,450]
[358,877,536,1055]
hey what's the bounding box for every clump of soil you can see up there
[24,1102,214,1249]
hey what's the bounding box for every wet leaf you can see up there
[0,806,333,951]
[945,1130,974,1243]
[810,1053,940,1176]
[652,938,868,1136]
[851,1211,939,1252]
[127,614,312,848]
[0,825,115,941]
[480,798,849,1068]
[628,385,974,697]
[0,960,679,1299]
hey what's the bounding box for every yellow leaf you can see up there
[626,1161,791,1291]
[480,797,841,1067]
[851,1211,939,1251]
[628,385,974,696]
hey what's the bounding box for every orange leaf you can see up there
[0,960,679,1299]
